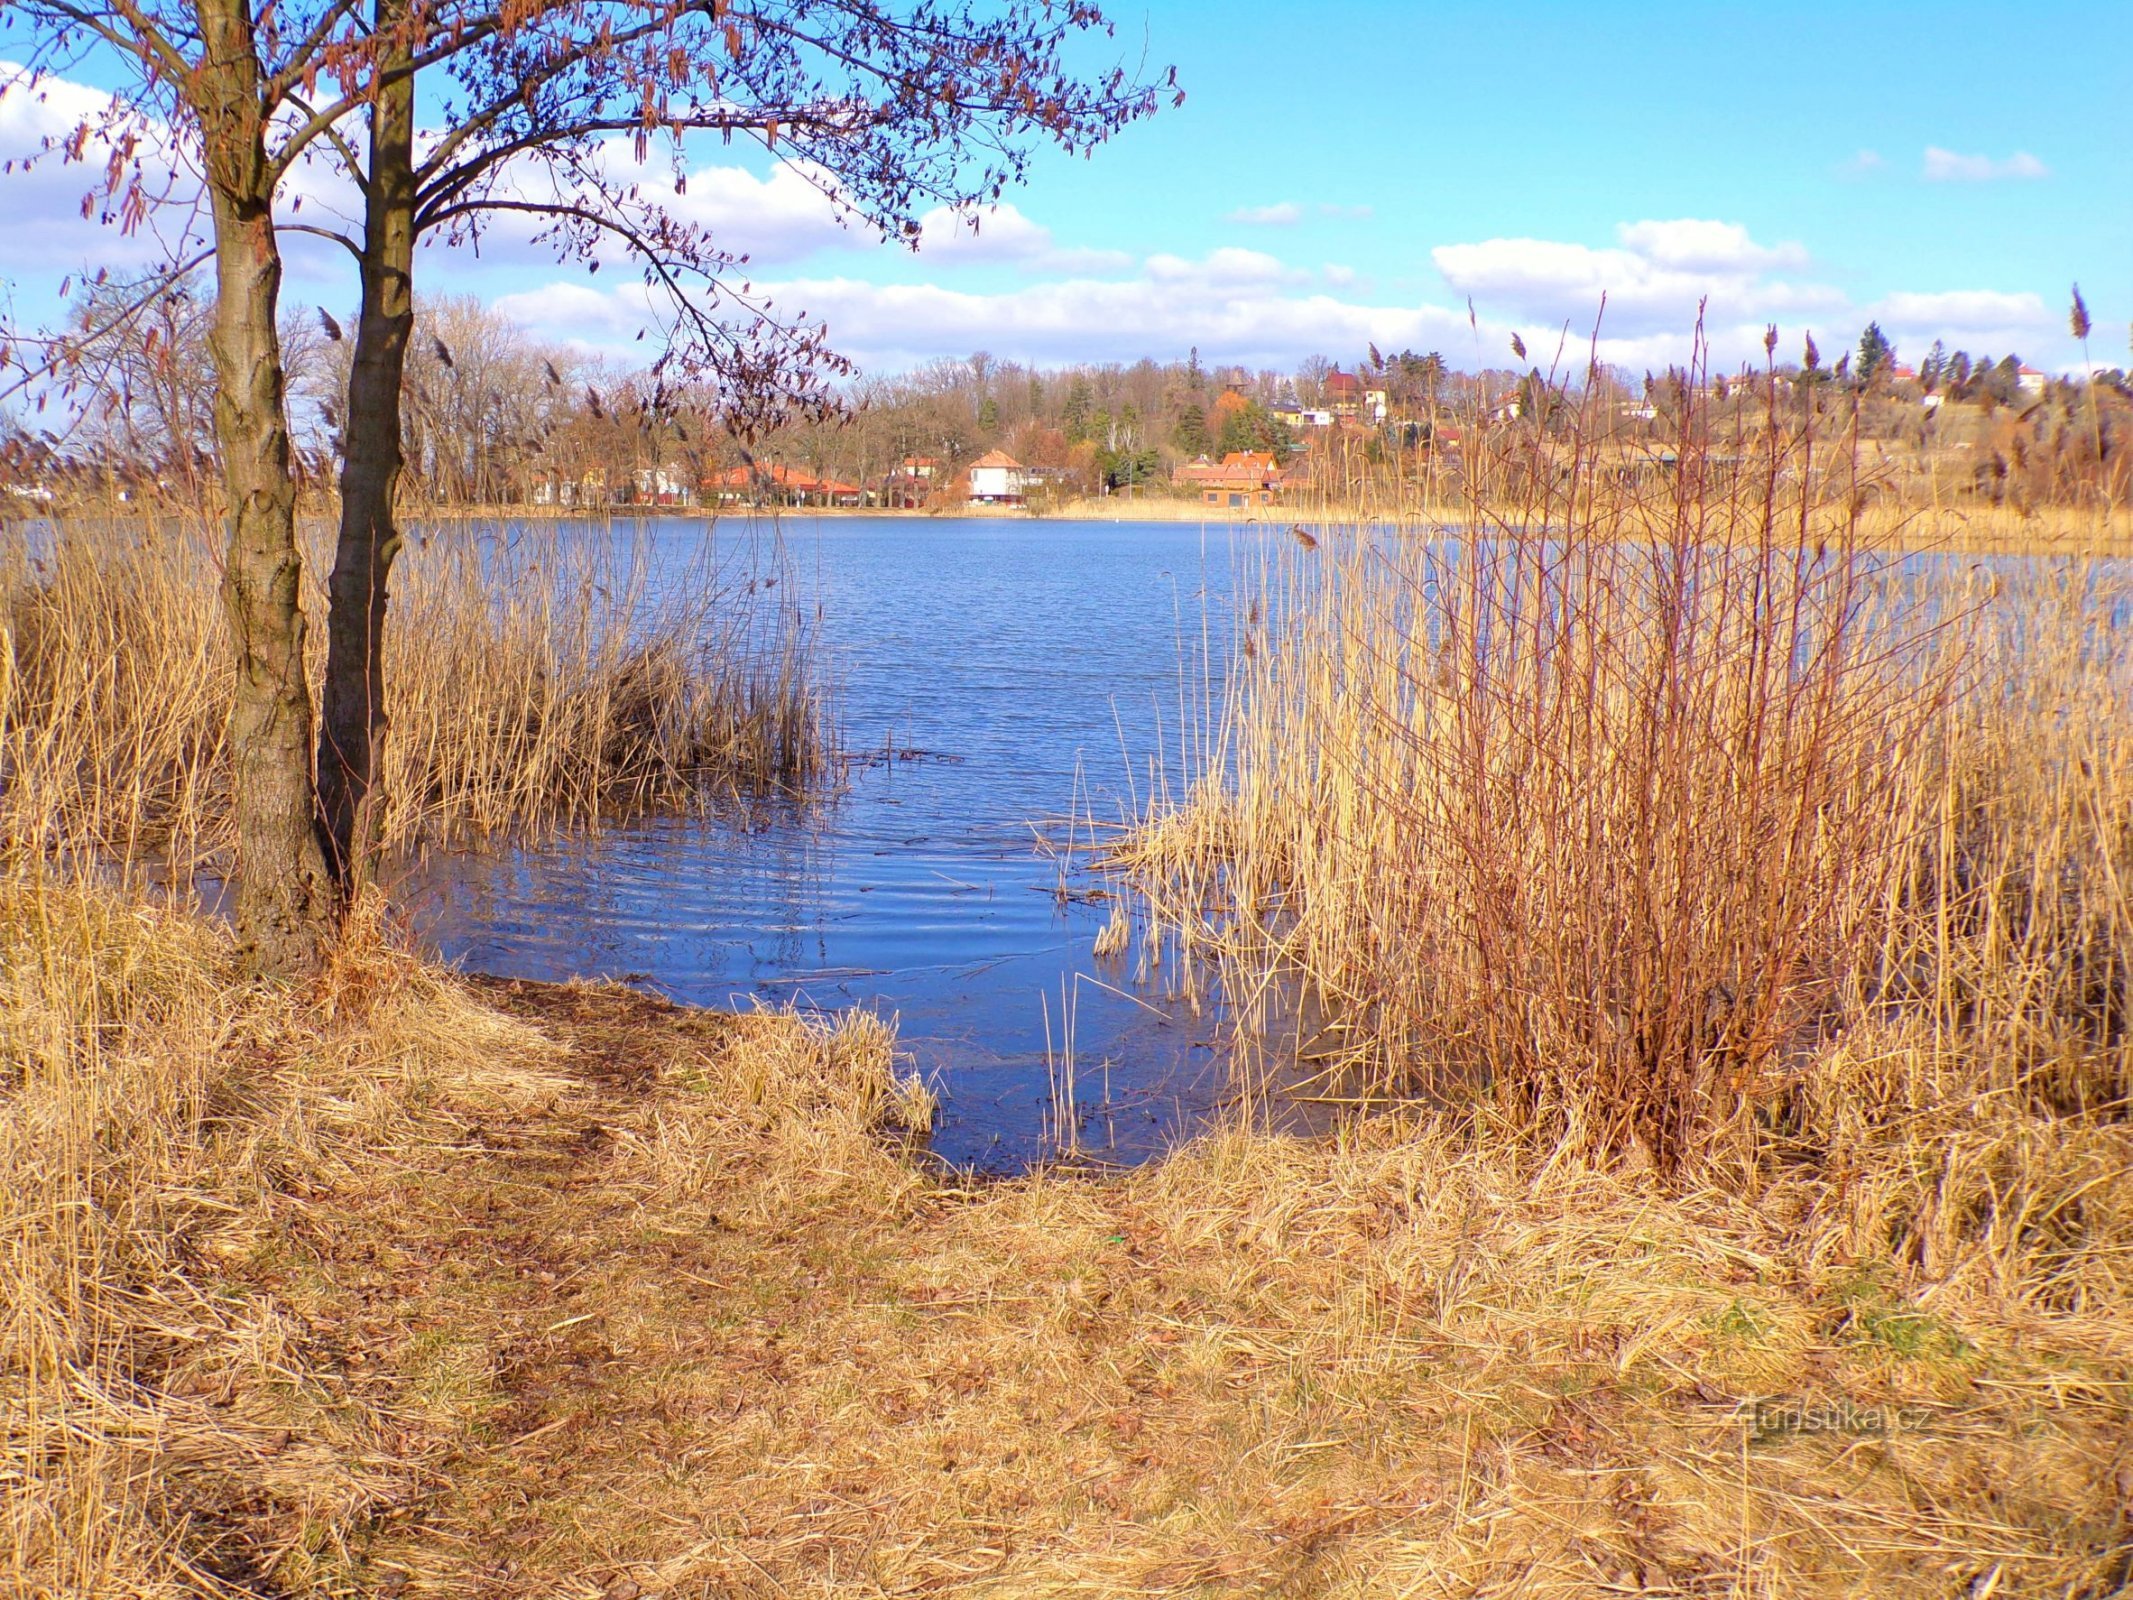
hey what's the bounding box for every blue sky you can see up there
[3,0,2125,377]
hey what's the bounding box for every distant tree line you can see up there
[8,302,2127,513]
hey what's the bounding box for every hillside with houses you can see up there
[7,291,2126,515]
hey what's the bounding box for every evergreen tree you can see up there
[1988,355,2022,404]
[1063,375,1095,443]
[1216,403,1258,457]
[1920,340,1948,392]
[1173,402,1210,455]
[1855,322,1895,388]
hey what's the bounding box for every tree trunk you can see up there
[317,10,416,890]
[197,0,334,975]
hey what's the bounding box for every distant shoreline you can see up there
[400,495,1435,528]
[389,497,2133,554]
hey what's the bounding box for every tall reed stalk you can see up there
[1121,340,2133,1181]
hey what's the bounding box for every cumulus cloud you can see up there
[1146,246,1306,287]
[915,201,1052,259]
[1922,147,2049,182]
[0,64,2089,383]
[497,254,1477,371]
[0,62,204,274]
[490,218,2081,380]
[910,202,1132,275]
[1867,288,2052,357]
[1431,218,1836,344]
[1613,219,1808,273]
[1226,201,1303,226]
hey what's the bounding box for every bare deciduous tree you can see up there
[2,0,1174,967]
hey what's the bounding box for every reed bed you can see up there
[1115,360,2133,1191]
[0,512,824,891]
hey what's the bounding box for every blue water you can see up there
[401,514,1282,1171]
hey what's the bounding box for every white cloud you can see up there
[0,62,204,274]
[1872,289,2049,330]
[914,201,1051,259]
[1614,218,1808,273]
[1841,149,1886,176]
[1867,288,2052,358]
[1145,246,1306,287]
[1225,200,1368,226]
[910,202,1132,275]
[0,64,2092,385]
[495,257,1478,372]
[491,224,2084,380]
[1922,147,2049,182]
[1432,218,1836,344]
[1035,245,1136,275]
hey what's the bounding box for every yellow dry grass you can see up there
[4,878,2128,1598]
[0,514,822,886]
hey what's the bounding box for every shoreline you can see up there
[16,495,2131,553]
[393,496,2133,554]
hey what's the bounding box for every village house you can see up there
[1322,369,1364,419]
[880,454,942,509]
[532,466,609,507]
[1172,449,1288,509]
[632,466,691,507]
[967,449,1031,505]
[706,462,862,507]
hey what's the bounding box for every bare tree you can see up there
[307,0,1177,885]
[2,0,1173,963]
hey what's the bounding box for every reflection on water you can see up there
[398,514,1278,1172]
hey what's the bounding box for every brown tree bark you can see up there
[317,6,416,889]
[196,0,334,975]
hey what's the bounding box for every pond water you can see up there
[400,514,1281,1172]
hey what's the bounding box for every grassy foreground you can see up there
[6,878,2129,1598]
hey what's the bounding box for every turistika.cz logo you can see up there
[1740,1396,1931,1440]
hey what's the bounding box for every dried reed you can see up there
[1118,337,2133,1183]
[0,511,825,892]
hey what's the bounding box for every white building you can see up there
[967,449,1031,504]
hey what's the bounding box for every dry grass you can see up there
[2,878,2127,1597]
[0,513,823,888]
[0,877,566,1593]
[1116,349,2133,1164]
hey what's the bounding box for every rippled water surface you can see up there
[403,514,1275,1171]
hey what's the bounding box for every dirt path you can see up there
[242,977,2132,1600]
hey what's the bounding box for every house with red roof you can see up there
[706,462,862,507]
[1173,450,1289,509]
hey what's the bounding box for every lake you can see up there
[401,513,1281,1171]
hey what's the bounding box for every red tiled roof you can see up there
[706,463,857,494]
